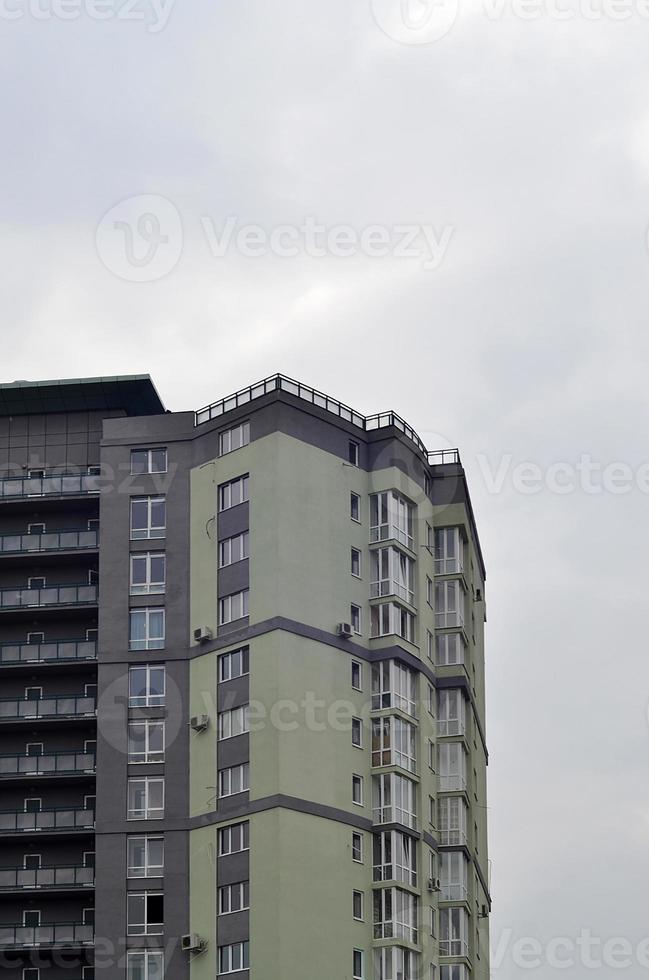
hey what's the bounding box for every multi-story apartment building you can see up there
[0,373,490,980]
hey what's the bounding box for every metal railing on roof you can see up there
[195,374,461,466]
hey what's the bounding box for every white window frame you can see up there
[218,763,250,798]
[218,880,250,915]
[370,490,414,549]
[218,475,249,512]
[351,547,362,578]
[353,949,365,980]
[351,717,363,748]
[127,836,164,878]
[219,647,249,682]
[371,716,417,774]
[127,777,165,821]
[350,604,362,635]
[131,448,167,475]
[218,821,249,856]
[439,906,470,957]
[219,531,250,568]
[218,942,249,975]
[370,602,415,643]
[438,741,468,792]
[352,831,364,863]
[437,689,466,737]
[130,553,166,596]
[352,774,364,806]
[435,579,465,629]
[434,527,464,575]
[373,886,418,943]
[350,492,361,523]
[351,660,362,691]
[129,665,166,708]
[129,608,165,651]
[353,889,365,921]
[372,772,417,830]
[437,796,468,846]
[372,829,418,887]
[219,589,249,625]
[218,704,250,741]
[219,422,250,457]
[128,720,165,764]
[436,631,466,667]
[370,547,415,605]
[130,496,166,540]
[348,440,360,466]
[126,950,164,980]
[440,851,469,902]
[371,660,417,716]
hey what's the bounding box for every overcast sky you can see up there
[2,0,648,974]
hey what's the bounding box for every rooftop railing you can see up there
[0,583,98,610]
[0,750,95,777]
[0,529,98,555]
[0,639,97,666]
[195,374,461,466]
[0,923,93,947]
[0,864,94,891]
[0,472,100,500]
[0,805,94,834]
[0,694,96,722]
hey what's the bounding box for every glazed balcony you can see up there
[0,863,94,892]
[0,749,95,779]
[0,472,100,501]
[0,528,98,556]
[0,922,93,948]
[0,694,96,723]
[0,638,97,667]
[0,805,94,834]
[0,583,98,612]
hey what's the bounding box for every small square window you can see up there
[351,548,362,577]
[351,718,363,748]
[352,775,363,806]
[350,604,362,635]
[348,441,360,466]
[350,492,361,522]
[351,661,362,691]
[353,890,364,921]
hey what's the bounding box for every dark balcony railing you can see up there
[0,806,94,833]
[0,864,94,890]
[0,639,97,666]
[0,695,96,721]
[0,923,94,947]
[0,473,100,500]
[0,584,98,610]
[0,750,95,777]
[0,529,99,555]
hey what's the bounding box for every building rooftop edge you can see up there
[0,375,166,417]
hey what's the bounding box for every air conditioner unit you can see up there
[190,714,210,733]
[337,622,353,638]
[181,934,206,953]
[428,877,442,892]
[193,626,213,643]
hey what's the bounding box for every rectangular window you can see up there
[130,553,166,595]
[131,449,167,475]
[351,660,362,691]
[218,942,249,975]
[218,704,250,740]
[352,832,363,863]
[372,830,417,887]
[434,527,463,575]
[375,948,420,980]
[130,496,166,540]
[435,632,466,667]
[219,589,249,625]
[219,647,249,682]
[127,892,164,936]
[371,661,417,717]
[219,531,249,568]
[351,717,363,748]
[218,821,249,856]
[426,630,434,662]
[128,720,165,764]
[353,890,364,921]
[127,951,164,980]
[129,666,166,708]
[371,716,417,773]
[218,475,249,512]
[351,604,362,635]
[352,774,364,806]
[437,689,466,737]
[127,778,164,820]
[370,491,414,549]
[353,949,364,980]
[426,576,433,606]
[348,440,360,466]
[435,580,465,629]
[438,741,468,792]
[440,907,470,957]
[373,887,418,943]
[218,763,249,798]
[440,851,469,902]
[129,609,165,651]
[370,603,415,643]
[219,880,250,914]
[440,967,469,980]
[350,492,361,522]
[372,773,417,830]
[370,548,415,605]
[127,836,164,878]
[351,547,362,577]
[219,422,250,456]
[437,796,469,846]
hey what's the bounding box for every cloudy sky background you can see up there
[1,0,648,973]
